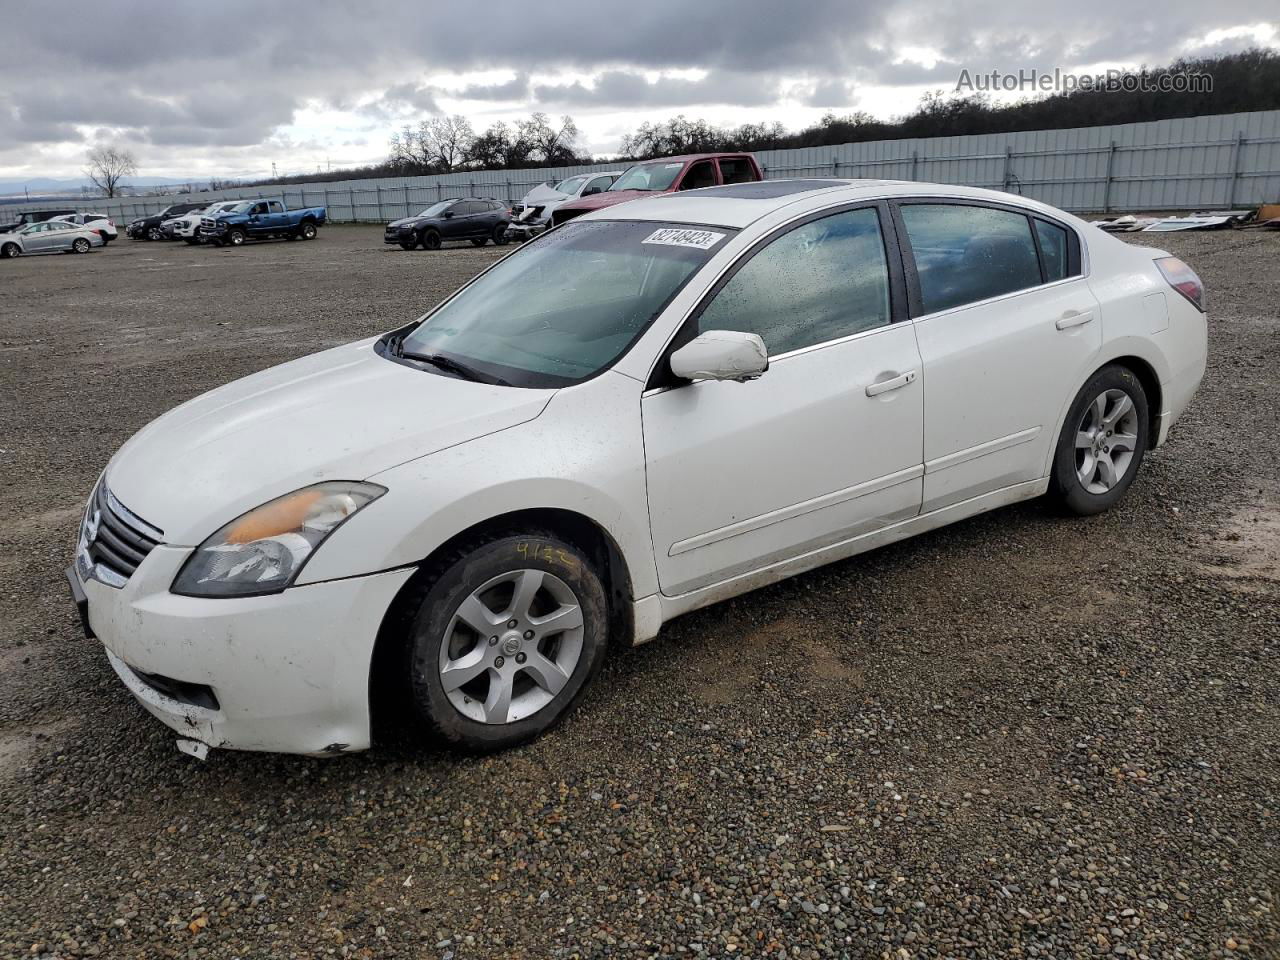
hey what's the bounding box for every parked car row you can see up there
[125,198,328,246]
[380,153,766,252]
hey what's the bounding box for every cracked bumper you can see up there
[74,546,414,756]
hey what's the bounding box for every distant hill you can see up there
[0,176,210,198]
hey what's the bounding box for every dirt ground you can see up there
[0,223,1277,959]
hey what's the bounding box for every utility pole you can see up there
[271,162,278,179]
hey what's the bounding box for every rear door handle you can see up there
[865,370,917,397]
[1055,310,1094,330]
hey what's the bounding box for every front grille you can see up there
[200,217,220,231]
[81,483,163,586]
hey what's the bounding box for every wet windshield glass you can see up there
[397,220,730,387]
[610,161,684,192]
[553,176,588,195]
[415,200,456,218]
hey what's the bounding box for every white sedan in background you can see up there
[1,219,104,258]
[68,179,1206,758]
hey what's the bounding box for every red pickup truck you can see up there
[551,152,762,225]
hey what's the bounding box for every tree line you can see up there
[243,47,1277,186]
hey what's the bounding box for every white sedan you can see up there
[68,179,1206,757]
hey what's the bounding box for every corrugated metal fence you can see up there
[10,109,1280,225]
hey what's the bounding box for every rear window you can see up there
[900,204,1042,314]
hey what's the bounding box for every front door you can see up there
[642,204,924,597]
[441,201,469,240]
[895,201,1103,511]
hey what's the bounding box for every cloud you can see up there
[0,0,1273,178]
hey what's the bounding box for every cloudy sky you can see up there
[1,1,1276,183]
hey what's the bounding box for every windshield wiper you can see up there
[395,343,508,386]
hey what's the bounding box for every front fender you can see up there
[295,371,660,601]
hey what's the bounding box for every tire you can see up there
[72,237,90,254]
[184,238,200,245]
[421,228,441,251]
[147,227,161,241]
[493,224,510,246]
[470,237,488,247]
[399,241,417,251]
[1049,364,1149,516]
[298,221,317,240]
[403,532,610,752]
[2,242,20,259]
[226,228,246,247]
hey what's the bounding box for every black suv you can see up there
[383,198,510,251]
[0,208,76,233]
[127,202,207,241]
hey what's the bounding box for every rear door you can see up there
[893,200,1100,512]
[675,160,718,192]
[642,203,924,596]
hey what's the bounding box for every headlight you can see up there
[171,481,385,598]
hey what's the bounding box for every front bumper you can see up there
[384,228,413,244]
[69,546,414,756]
[505,220,547,241]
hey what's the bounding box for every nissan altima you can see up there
[67,179,1207,757]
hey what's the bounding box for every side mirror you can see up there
[583,187,600,196]
[669,330,768,383]
[443,211,455,219]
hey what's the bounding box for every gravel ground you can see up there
[0,223,1277,959]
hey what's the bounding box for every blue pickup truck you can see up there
[201,198,327,247]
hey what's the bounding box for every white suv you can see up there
[68,179,1207,758]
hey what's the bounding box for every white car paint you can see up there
[507,171,622,238]
[166,201,240,239]
[51,212,118,241]
[72,179,1207,756]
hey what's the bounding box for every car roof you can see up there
[581,178,1085,230]
[629,153,753,166]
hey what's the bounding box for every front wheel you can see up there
[147,227,161,241]
[404,533,610,752]
[226,228,246,246]
[492,224,510,246]
[1050,365,1149,515]
[420,229,441,251]
[72,237,91,254]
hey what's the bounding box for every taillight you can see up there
[1154,256,1205,312]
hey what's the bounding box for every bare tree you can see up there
[422,115,474,172]
[85,145,138,198]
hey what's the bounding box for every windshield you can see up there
[396,219,731,387]
[610,161,684,192]
[229,201,256,213]
[414,200,457,218]
[552,176,588,195]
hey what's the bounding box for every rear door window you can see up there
[678,161,717,191]
[718,157,755,184]
[1034,219,1070,282]
[899,204,1042,314]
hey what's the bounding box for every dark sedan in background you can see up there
[384,198,510,250]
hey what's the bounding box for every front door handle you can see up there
[865,369,917,397]
[1055,310,1094,330]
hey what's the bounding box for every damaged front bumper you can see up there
[68,546,414,757]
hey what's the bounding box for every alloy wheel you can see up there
[437,569,585,725]
[1075,388,1140,494]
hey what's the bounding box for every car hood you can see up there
[520,183,572,205]
[105,338,552,545]
[557,190,652,215]
[387,217,428,228]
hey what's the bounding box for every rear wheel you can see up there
[421,228,441,251]
[1050,364,1149,515]
[493,224,510,246]
[72,237,90,254]
[298,221,317,240]
[403,533,609,751]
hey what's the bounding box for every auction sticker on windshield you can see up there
[642,228,725,250]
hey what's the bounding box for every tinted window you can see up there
[611,161,683,192]
[901,204,1042,314]
[718,157,755,184]
[679,161,716,191]
[268,201,284,213]
[86,214,104,222]
[697,207,891,355]
[489,201,506,211]
[585,176,614,194]
[1035,219,1069,281]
